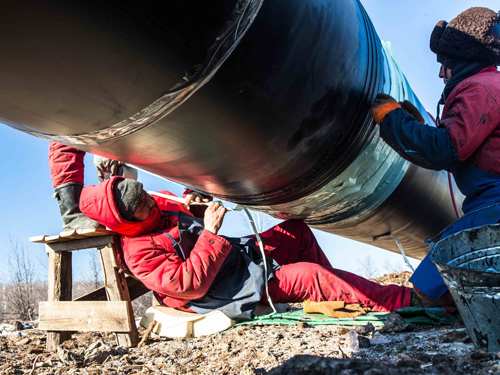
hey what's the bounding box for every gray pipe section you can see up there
[0,0,462,259]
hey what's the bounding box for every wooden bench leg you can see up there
[98,244,139,347]
[46,247,72,351]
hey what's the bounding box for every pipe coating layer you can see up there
[0,0,462,258]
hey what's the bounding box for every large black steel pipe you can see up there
[0,0,461,258]
[0,0,383,203]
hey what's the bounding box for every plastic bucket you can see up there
[431,224,500,352]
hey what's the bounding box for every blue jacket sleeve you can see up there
[380,108,458,172]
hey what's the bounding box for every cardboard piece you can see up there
[140,306,236,338]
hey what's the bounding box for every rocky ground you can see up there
[371,271,413,287]
[1,273,499,375]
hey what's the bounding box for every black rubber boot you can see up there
[54,182,104,231]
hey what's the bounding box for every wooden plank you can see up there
[77,228,114,237]
[59,229,114,240]
[46,235,114,252]
[30,229,114,244]
[29,235,47,243]
[99,244,139,347]
[46,248,72,351]
[75,275,150,302]
[44,234,63,243]
[39,301,131,332]
[59,230,88,240]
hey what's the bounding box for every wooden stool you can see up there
[30,229,144,351]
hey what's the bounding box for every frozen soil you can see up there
[371,271,413,288]
[2,274,499,374]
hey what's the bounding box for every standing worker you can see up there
[370,8,500,302]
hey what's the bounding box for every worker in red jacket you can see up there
[79,176,437,320]
[370,8,500,302]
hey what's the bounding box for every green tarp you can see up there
[234,307,460,328]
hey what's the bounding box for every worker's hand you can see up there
[370,93,400,124]
[370,93,397,112]
[185,192,210,207]
[204,202,227,235]
[94,155,123,182]
[399,100,425,125]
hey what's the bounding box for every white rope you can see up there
[147,191,242,211]
[373,232,415,272]
[242,207,277,314]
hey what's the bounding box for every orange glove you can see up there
[303,300,370,318]
[370,93,401,124]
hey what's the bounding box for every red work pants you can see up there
[48,141,85,188]
[260,221,411,312]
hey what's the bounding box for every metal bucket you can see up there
[431,224,500,352]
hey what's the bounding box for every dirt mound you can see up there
[371,271,413,287]
[4,273,498,374]
[2,317,498,374]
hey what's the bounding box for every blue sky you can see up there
[0,0,497,283]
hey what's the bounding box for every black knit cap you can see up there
[430,7,500,64]
[113,178,144,221]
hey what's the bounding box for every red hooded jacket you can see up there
[80,177,233,310]
[440,67,500,174]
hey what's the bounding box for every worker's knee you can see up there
[278,220,311,237]
[274,263,331,289]
[269,263,340,303]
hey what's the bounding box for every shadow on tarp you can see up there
[232,306,460,327]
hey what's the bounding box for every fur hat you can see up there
[113,178,144,221]
[430,8,500,64]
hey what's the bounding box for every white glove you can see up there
[94,155,123,182]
